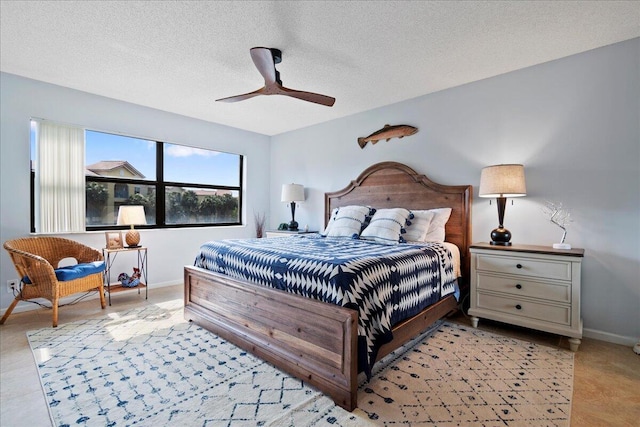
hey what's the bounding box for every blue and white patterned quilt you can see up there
[194,234,458,377]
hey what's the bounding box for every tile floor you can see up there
[448,311,640,427]
[0,285,638,426]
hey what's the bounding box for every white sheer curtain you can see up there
[35,120,86,233]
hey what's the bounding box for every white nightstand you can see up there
[468,243,584,351]
[265,230,318,238]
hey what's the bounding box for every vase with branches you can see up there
[254,211,266,238]
[542,201,573,249]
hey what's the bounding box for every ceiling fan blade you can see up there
[278,85,336,107]
[217,47,336,107]
[250,47,277,85]
[215,87,266,103]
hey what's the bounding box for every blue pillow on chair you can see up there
[23,261,105,284]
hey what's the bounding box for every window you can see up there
[31,122,243,232]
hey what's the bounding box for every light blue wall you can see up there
[0,73,271,312]
[271,38,640,343]
[2,39,638,344]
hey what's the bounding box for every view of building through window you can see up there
[31,122,243,231]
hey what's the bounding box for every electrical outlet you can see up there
[7,279,18,294]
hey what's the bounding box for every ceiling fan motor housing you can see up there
[269,48,282,64]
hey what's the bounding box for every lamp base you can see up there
[490,227,512,246]
[125,230,140,247]
[288,220,299,231]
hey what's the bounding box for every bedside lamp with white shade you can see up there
[281,183,305,231]
[479,164,526,246]
[117,205,147,247]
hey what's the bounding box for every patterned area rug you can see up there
[27,301,574,426]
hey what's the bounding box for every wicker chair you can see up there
[2,236,106,327]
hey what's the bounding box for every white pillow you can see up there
[322,205,372,238]
[360,208,412,244]
[322,207,339,235]
[422,207,452,242]
[403,210,435,242]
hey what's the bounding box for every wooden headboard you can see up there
[325,161,472,286]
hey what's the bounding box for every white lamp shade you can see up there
[479,164,527,198]
[281,184,305,202]
[117,205,147,226]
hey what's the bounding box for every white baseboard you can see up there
[1,280,181,316]
[583,327,638,348]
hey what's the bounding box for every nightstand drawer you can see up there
[476,254,572,281]
[476,273,571,303]
[476,292,571,326]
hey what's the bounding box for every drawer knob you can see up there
[515,304,522,310]
[516,263,523,269]
[515,284,522,289]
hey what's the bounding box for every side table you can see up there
[468,242,584,351]
[102,246,148,306]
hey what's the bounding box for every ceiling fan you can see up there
[216,47,336,107]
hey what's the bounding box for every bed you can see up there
[184,161,472,411]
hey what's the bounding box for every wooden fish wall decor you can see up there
[357,124,419,148]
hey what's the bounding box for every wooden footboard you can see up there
[184,265,459,411]
[184,265,359,411]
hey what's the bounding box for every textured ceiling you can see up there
[1,1,638,136]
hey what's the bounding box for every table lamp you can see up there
[479,164,526,246]
[117,205,147,247]
[281,183,305,231]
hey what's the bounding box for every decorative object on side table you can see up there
[254,211,266,238]
[281,183,305,231]
[543,200,573,249]
[105,231,124,249]
[117,205,147,247]
[478,164,527,246]
[117,267,141,288]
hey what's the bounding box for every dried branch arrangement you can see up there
[254,211,266,238]
[542,201,573,249]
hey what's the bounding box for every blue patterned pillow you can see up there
[360,208,414,244]
[322,205,374,238]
